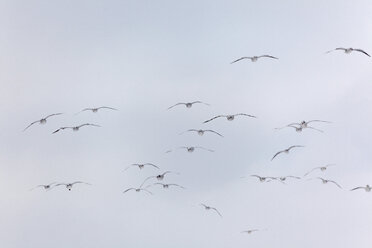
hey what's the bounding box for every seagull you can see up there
[30,182,57,191]
[167,101,210,110]
[326,47,370,57]
[151,183,185,189]
[77,106,117,114]
[54,181,91,191]
[271,145,304,161]
[351,185,372,192]
[304,164,336,177]
[277,176,301,182]
[52,123,101,134]
[23,113,63,131]
[178,146,214,153]
[200,203,222,218]
[179,129,223,137]
[141,171,178,186]
[275,124,323,133]
[231,55,278,63]
[288,120,331,129]
[123,187,153,195]
[249,175,276,183]
[124,163,159,171]
[203,113,257,123]
[241,229,261,234]
[310,177,342,189]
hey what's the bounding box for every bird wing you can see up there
[191,101,210,106]
[145,163,159,169]
[234,113,257,118]
[211,207,223,217]
[123,188,135,194]
[305,126,324,133]
[23,120,40,131]
[271,151,284,161]
[140,176,155,188]
[306,120,331,124]
[52,127,71,134]
[288,145,304,150]
[350,187,364,191]
[230,57,251,64]
[329,180,342,189]
[203,115,224,123]
[304,167,320,177]
[97,106,118,111]
[204,130,223,137]
[140,188,153,195]
[354,49,370,57]
[167,103,185,110]
[71,181,91,185]
[79,123,101,128]
[168,184,185,189]
[179,129,197,135]
[259,55,278,59]
[44,113,63,119]
[195,146,215,152]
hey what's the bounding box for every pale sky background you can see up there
[1,0,372,247]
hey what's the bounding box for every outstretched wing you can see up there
[97,106,118,111]
[203,115,224,124]
[44,113,63,119]
[230,57,250,64]
[23,120,40,131]
[123,188,135,194]
[258,55,278,59]
[191,101,210,106]
[271,151,283,161]
[235,113,257,118]
[167,103,186,110]
[205,130,223,137]
[211,207,223,218]
[354,49,370,57]
[195,146,215,152]
[350,187,364,191]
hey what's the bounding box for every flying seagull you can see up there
[52,123,100,134]
[141,171,178,186]
[77,106,117,114]
[287,120,331,129]
[124,163,159,171]
[275,124,323,133]
[231,55,278,63]
[23,113,63,131]
[326,47,370,57]
[200,203,222,218]
[203,113,256,123]
[30,182,57,191]
[179,129,223,137]
[271,145,304,161]
[249,175,276,183]
[351,185,372,192]
[241,229,263,234]
[304,164,336,177]
[54,181,91,191]
[167,101,210,110]
[123,187,153,195]
[151,183,185,189]
[310,177,342,189]
[277,176,301,182]
[178,146,214,153]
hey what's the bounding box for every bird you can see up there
[275,124,323,133]
[326,47,370,57]
[304,164,336,177]
[151,183,185,189]
[141,171,178,186]
[310,177,342,189]
[249,175,276,183]
[231,55,278,64]
[351,185,372,192]
[76,106,117,114]
[271,145,304,161]
[287,120,331,129]
[203,113,256,123]
[52,123,101,134]
[124,163,159,171]
[277,176,301,182]
[167,101,210,110]
[123,187,153,195]
[29,182,57,191]
[54,181,91,191]
[241,229,262,234]
[23,113,63,131]
[179,129,223,137]
[200,203,222,218]
[178,146,214,153]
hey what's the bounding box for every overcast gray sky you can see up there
[1,0,372,247]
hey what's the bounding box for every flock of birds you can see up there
[26,47,371,237]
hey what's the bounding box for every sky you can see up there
[1,0,372,247]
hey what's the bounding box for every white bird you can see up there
[124,163,159,171]
[351,185,372,192]
[231,55,278,63]
[288,120,331,129]
[249,175,276,182]
[77,106,117,114]
[178,146,215,153]
[271,145,304,161]
[167,101,210,110]
[275,124,323,133]
[200,203,222,218]
[277,176,301,182]
[30,182,57,191]
[304,164,336,177]
[123,187,153,195]
[52,123,100,134]
[241,229,261,234]
[54,181,91,191]
[310,177,342,189]
[179,129,223,137]
[23,113,63,131]
[141,171,178,186]
[204,113,256,123]
[151,183,185,189]
[326,47,370,57]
